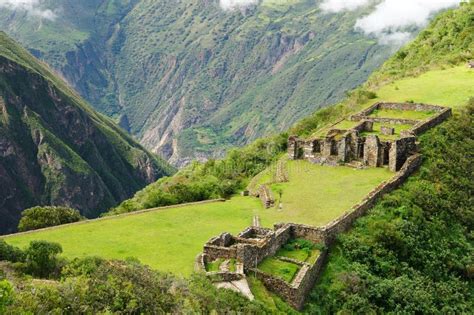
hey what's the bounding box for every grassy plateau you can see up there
[3,159,391,276]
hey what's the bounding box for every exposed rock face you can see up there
[0,34,174,234]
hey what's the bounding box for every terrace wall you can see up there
[250,250,327,310]
[378,102,445,112]
[321,154,422,243]
[411,107,452,135]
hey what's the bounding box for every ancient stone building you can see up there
[288,102,451,172]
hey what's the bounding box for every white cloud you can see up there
[0,0,56,19]
[320,0,461,45]
[320,0,371,13]
[355,0,460,45]
[219,0,259,11]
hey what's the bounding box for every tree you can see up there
[25,241,63,278]
[18,206,83,232]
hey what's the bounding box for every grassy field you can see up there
[369,108,435,120]
[362,66,474,110]
[3,160,391,276]
[3,199,260,276]
[266,160,392,226]
[258,257,301,283]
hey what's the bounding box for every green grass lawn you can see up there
[265,160,392,227]
[369,108,435,120]
[205,258,237,272]
[276,238,321,263]
[3,160,391,276]
[206,258,224,272]
[333,120,360,130]
[362,66,474,110]
[247,276,297,314]
[360,122,414,140]
[3,198,260,276]
[276,247,320,264]
[258,257,300,283]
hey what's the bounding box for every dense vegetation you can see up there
[0,0,394,164]
[0,240,269,314]
[0,32,174,234]
[110,134,287,214]
[305,100,474,313]
[18,207,83,232]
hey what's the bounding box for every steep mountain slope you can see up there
[0,32,174,234]
[0,0,395,165]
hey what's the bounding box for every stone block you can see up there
[380,125,395,135]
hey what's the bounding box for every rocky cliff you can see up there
[0,32,175,234]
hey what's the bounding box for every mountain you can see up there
[0,32,175,234]
[0,0,395,166]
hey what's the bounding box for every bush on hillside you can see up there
[0,280,13,313]
[109,134,288,215]
[0,240,25,263]
[24,241,63,279]
[18,206,84,232]
[6,258,270,314]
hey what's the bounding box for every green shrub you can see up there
[6,260,270,314]
[0,280,13,313]
[18,206,84,232]
[110,133,287,215]
[0,240,25,263]
[24,241,63,279]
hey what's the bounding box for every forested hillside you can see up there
[0,32,174,234]
[0,0,395,165]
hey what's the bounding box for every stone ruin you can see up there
[288,102,451,171]
[197,151,423,309]
[197,224,328,310]
[198,102,452,309]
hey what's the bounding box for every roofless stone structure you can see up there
[288,102,451,171]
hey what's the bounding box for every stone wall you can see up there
[275,159,289,182]
[363,135,383,167]
[321,154,422,243]
[257,184,275,208]
[378,102,445,112]
[201,152,424,309]
[292,102,450,173]
[203,245,238,261]
[354,116,418,125]
[389,136,416,172]
[250,250,327,310]
[411,107,452,135]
